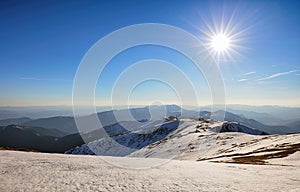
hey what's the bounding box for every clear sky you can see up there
[0,0,300,106]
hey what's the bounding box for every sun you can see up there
[210,33,231,52]
[200,27,244,62]
[197,15,247,62]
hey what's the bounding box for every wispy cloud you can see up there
[241,71,256,76]
[238,78,250,82]
[20,77,72,82]
[257,70,298,81]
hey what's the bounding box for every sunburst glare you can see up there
[196,7,251,63]
[210,33,231,52]
[201,22,245,63]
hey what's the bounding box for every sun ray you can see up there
[198,15,248,63]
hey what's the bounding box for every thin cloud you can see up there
[238,78,250,82]
[258,70,298,81]
[20,77,72,82]
[241,71,256,76]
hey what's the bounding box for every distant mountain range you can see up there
[1,104,300,122]
[0,125,83,153]
[0,117,32,126]
[0,105,299,153]
[0,105,182,135]
[0,105,299,135]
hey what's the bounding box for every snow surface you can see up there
[0,150,299,192]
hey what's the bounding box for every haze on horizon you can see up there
[1,0,300,107]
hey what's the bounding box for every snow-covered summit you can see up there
[66,118,272,159]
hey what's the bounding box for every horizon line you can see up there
[1,103,300,108]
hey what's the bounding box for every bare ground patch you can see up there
[198,143,300,166]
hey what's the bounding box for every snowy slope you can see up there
[0,150,299,192]
[128,119,300,166]
[65,120,180,156]
[65,118,300,167]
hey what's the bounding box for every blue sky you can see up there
[0,0,300,106]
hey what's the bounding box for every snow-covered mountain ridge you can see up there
[66,118,300,166]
